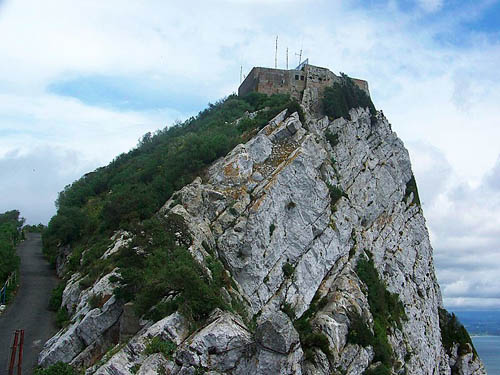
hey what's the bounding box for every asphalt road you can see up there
[0,233,59,374]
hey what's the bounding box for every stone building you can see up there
[238,62,369,100]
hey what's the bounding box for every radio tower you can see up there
[275,36,278,68]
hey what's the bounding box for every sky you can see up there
[0,0,499,311]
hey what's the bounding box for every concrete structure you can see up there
[238,63,369,100]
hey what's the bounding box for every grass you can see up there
[145,337,177,359]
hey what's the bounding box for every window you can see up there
[300,75,305,81]
[295,75,299,80]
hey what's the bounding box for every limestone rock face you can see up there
[40,97,485,374]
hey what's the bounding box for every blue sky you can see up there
[0,0,499,310]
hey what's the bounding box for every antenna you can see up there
[275,36,278,68]
[240,65,243,84]
[286,47,289,70]
[295,49,303,66]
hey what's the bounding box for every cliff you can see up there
[39,81,485,375]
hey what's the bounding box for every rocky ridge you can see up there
[39,87,485,374]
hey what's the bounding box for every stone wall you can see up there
[238,67,306,100]
[238,64,370,100]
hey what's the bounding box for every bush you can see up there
[282,263,294,278]
[145,337,177,358]
[88,293,105,309]
[322,73,376,121]
[35,362,76,375]
[325,131,339,148]
[404,174,421,206]
[55,307,70,328]
[439,308,477,358]
[49,282,66,311]
[346,311,373,347]
[327,183,346,206]
[349,252,408,371]
[269,223,276,237]
[293,292,332,360]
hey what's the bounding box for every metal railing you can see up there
[0,272,16,305]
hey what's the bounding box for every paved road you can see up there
[0,233,59,374]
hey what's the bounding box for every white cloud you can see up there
[416,0,444,12]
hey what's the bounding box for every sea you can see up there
[472,336,500,375]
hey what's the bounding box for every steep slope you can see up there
[39,83,485,375]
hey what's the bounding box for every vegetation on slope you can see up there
[439,307,478,359]
[322,73,376,121]
[0,210,23,283]
[348,252,407,375]
[42,92,303,323]
[404,174,421,206]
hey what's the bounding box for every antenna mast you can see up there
[295,49,303,66]
[275,36,278,68]
[240,65,243,84]
[286,47,289,69]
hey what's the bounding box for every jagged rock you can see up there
[76,296,123,346]
[38,323,85,367]
[90,312,189,375]
[119,302,142,342]
[255,311,299,354]
[176,310,253,372]
[137,353,175,375]
[40,96,485,374]
[101,230,132,259]
[39,271,123,367]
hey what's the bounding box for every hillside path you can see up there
[0,233,59,374]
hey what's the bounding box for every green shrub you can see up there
[325,131,339,148]
[34,362,76,375]
[364,363,391,375]
[439,308,477,358]
[282,263,294,278]
[327,183,346,206]
[322,73,376,121]
[349,252,407,371]
[0,210,22,284]
[145,337,177,358]
[285,99,305,123]
[281,302,296,319]
[88,293,104,309]
[293,292,332,360]
[49,282,66,311]
[346,311,373,347]
[55,307,70,328]
[269,223,276,237]
[404,174,421,206]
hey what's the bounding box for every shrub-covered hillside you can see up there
[42,93,305,321]
[43,93,301,260]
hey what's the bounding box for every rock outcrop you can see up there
[39,88,485,374]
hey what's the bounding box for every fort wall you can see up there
[238,64,369,100]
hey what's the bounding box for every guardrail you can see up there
[1,272,17,305]
[8,329,24,375]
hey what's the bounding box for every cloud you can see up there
[416,0,444,12]
[0,147,95,224]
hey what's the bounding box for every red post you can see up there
[17,330,24,375]
[8,330,19,375]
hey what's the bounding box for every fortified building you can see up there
[238,60,369,100]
